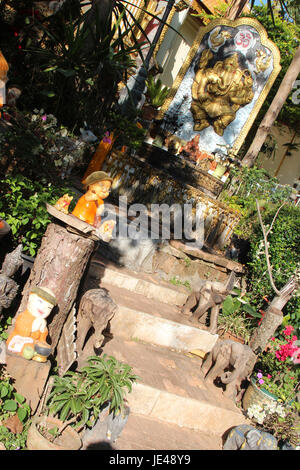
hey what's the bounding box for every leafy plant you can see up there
[81,355,140,415]
[217,290,260,343]
[0,365,31,450]
[222,166,293,239]
[253,325,300,403]
[145,76,170,109]
[246,203,300,329]
[0,174,75,256]
[169,277,191,291]
[0,108,93,181]
[247,400,300,448]
[46,354,139,430]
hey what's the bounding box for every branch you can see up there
[256,199,281,296]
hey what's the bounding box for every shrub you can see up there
[246,204,300,330]
[0,174,75,256]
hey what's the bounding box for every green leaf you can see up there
[17,407,28,422]
[14,393,25,404]
[242,303,261,318]
[3,400,18,412]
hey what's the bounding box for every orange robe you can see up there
[72,195,104,227]
[6,309,48,354]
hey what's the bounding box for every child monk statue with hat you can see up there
[6,286,57,362]
[72,171,115,241]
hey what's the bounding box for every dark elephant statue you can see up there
[223,424,278,450]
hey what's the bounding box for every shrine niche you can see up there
[159,18,281,155]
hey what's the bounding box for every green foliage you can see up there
[0,365,31,450]
[145,76,170,109]
[0,109,92,181]
[254,325,300,403]
[218,289,259,343]
[0,0,165,132]
[0,174,75,256]
[46,354,139,429]
[0,316,12,341]
[246,203,300,326]
[221,166,293,239]
[169,276,192,291]
[105,112,147,151]
[243,5,300,130]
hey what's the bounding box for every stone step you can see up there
[114,413,223,450]
[88,255,190,307]
[99,283,218,353]
[101,336,248,436]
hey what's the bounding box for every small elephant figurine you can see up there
[182,272,236,333]
[202,339,256,401]
[223,424,278,450]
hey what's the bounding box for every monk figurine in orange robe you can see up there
[72,171,115,240]
[6,286,57,361]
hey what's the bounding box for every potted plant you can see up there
[246,400,300,449]
[26,415,82,450]
[243,324,300,411]
[217,291,259,344]
[142,76,170,121]
[41,354,139,448]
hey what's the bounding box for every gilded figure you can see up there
[191,50,254,136]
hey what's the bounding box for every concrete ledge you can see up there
[110,305,218,353]
[126,383,247,435]
[100,268,189,306]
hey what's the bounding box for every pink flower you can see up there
[257,372,263,379]
[41,115,47,121]
[283,325,294,336]
[102,131,112,144]
[258,379,264,385]
[267,374,272,379]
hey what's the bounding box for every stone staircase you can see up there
[84,253,249,450]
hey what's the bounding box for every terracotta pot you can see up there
[27,416,82,450]
[242,376,278,413]
[221,331,245,344]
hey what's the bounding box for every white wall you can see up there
[156,12,199,88]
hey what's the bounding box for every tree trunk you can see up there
[82,0,116,55]
[242,45,300,168]
[17,223,95,350]
[249,277,297,353]
[225,0,249,20]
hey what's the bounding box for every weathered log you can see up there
[250,306,283,354]
[0,274,18,316]
[16,222,95,350]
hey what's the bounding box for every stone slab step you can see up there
[101,336,248,435]
[100,283,218,353]
[88,255,190,306]
[114,413,223,450]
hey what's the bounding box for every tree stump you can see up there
[16,222,95,350]
[250,306,283,354]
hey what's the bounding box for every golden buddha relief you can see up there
[159,18,281,155]
[191,50,254,136]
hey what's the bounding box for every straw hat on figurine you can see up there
[82,171,113,189]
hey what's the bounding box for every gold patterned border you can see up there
[158,17,281,154]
